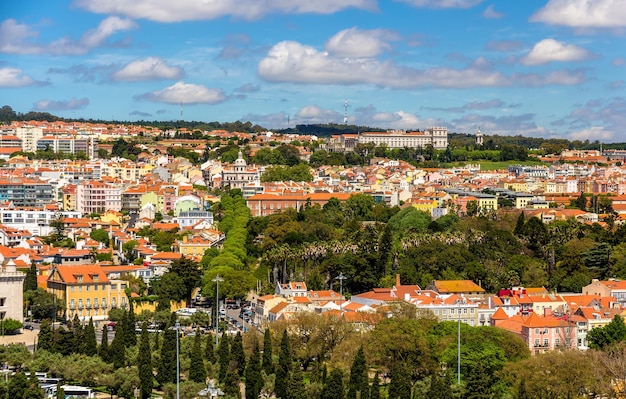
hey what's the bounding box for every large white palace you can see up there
[327,127,449,152]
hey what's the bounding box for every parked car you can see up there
[23,324,34,330]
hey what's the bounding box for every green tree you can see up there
[275,330,292,399]
[189,328,207,383]
[347,346,368,399]
[157,320,177,386]
[138,322,153,399]
[25,368,44,399]
[231,332,246,377]
[56,382,65,399]
[588,314,626,350]
[37,320,55,352]
[514,211,525,236]
[217,332,230,383]
[388,363,411,399]
[90,229,110,246]
[288,362,308,399]
[84,317,98,356]
[169,256,202,307]
[262,328,274,375]
[427,374,453,399]
[99,324,110,362]
[23,263,37,292]
[7,371,28,399]
[245,339,263,399]
[322,369,344,399]
[109,322,126,368]
[205,333,216,364]
[370,372,380,399]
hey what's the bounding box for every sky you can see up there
[3,1,626,142]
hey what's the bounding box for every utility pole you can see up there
[213,275,224,346]
[336,273,347,317]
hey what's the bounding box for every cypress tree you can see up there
[514,211,525,236]
[275,330,292,399]
[37,319,55,352]
[464,362,492,399]
[84,317,97,356]
[347,346,368,399]
[370,372,380,399]
[205,333,216,364]
[224,367,241,399]
[153,329,160,351]
[109,321,126,369]
[71,314,84,353]
[288,362,308,399]
[123,310,136,348]
[127,296,136,346]
[99,324,109,362]
[25,368,44,399]
[262,328,273,375]
[156,320,177,386]
[388,363,411,399]
[138,322,153,399]
[57,328,76,356]
[322,369,344,399]
[517,378,529,399]
[217,332,230,383]
[427,374,453,399]
[55,382,65,399]
[245,339,262,399]
[23,263,37,292]
[189,328,207,383]
[231,332,246,377]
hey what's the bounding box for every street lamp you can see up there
[335,273,346,317]
[212,275,224,347]
[456,298,462,385]
[175,321,180,399]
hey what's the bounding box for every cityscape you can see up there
[5,0,626,398]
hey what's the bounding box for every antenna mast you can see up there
[344,99,349,125]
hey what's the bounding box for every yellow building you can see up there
[62,185,77,211]
[412,199,437,215]
[47,264,129,322]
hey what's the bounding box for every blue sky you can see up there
[3,0,626,142]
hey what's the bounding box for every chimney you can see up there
[396,274,401,287]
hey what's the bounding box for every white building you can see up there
[358,127,449,150]
[0,207,81,237]
[0,260,26,324]
[14,125,43,152]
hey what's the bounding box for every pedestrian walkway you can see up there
[0,330,38,351]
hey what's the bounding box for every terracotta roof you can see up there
[430,280,485,293]
[48,264,109,284]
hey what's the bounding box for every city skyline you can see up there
[3,1,626,141]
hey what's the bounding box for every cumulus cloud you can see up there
[396,0,483,9]
[483,5,503,18]
[0,17,136,55]
[112,57,183,81]
[136,81,226,104]
[74,0,377,22]
[48,64,117,83]
[235,83,260,93]
[521,39,591,65]
[568,126,614,141]
[0,67,36,87]
[325,27,398,58]
[530,0,626,28]
[34,97,90,111]
[258,41,509,88]
[484,40,522,52]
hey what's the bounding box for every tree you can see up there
[169,256,202,307]
[25,368,44,399]
[322,369,344,399]
[99,324,110,362]
[245,339,263,399]
[157,319,177,386]
[287,362,308,399]
[1,318,23,333]
[90,229,110,246]
[109,321,126,368]
[8,371,28,399]
[217,332,230,383]
[388,363,411,399]
[84,317,98,356]
[56,382,65,399]
[275,330,292,399]
[231,332,247,377]
[189,328,207,383]
[205,333,216,364]
[37,319,55,352]
[588,314,626,350]
[370,372,380,399]
[138,322,153,399]
[347,346,368,399]
[262,328,274,376]
[514,211,525,236]
[23,263,37,292]
[427,374,453,399]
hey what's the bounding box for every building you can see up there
[0,207,81,237]
[219,150,261,189]
[246,192,352,217]
[0,178,54,207]
[14,125,43,152]
[37,135,96,158]
[0,260,25,324]
[75,181,122,215]
[176,209,214,229]
[358,127,449,150]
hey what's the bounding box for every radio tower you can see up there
[344,99,349,125]
[180,99,183,122]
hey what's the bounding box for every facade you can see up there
[220,150,261,189]
[358,127,448,150]
[76,182,122,215]
[246,192,352,217]
[0,178,54,207]
[0,260,25,324]
[14,125,43,152]
[0,208,81,237]
[176,209,214,229]
[37,135,96,158]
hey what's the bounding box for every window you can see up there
[451,309,455,315]
[544,339,549,347]
[535,328,539,334]
[555,338,560,346]
[442,309,447,315]
[463,308,468,314]
[0,298,5,306]
[534,339,539,346]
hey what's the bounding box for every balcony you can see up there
[534,343,549,348]
[69,304,76,310]
[77,304,84,310]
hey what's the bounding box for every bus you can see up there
[47,385,95,398]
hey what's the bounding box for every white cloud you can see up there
[258,41,509,89]
[137,81,226,104]
[34,97,90,111]
[613,57,626,66]
[74,0,377,22]
[568,126,614,141]
[521,39,591,65]
[482,5,503,18]
[530,0,626,28]
[397,0,483,8]
[0,16,137,55]
[112,57,183,81]
[325,27,398,58]
[0,67,35,87]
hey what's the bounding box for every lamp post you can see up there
[212,275,223,347]
[175,321,180,399]
[457,298,462,385]
[336,273,346,317]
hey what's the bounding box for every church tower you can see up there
[475,126,484,147]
